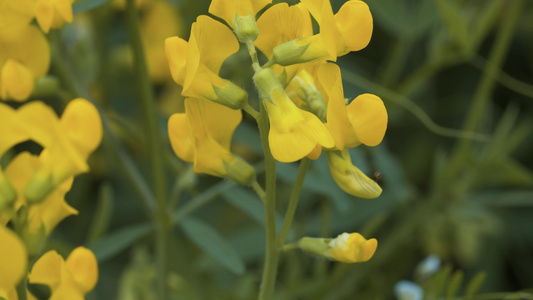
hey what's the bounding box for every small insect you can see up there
[372,171,383,182]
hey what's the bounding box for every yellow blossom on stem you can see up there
[0,225,27,300]
[0,26,50,102]
[168,97,255,185]
[29,246,98,300]
[34,0,74,33]
[271,0,373,65]
[326,232,377,263]
[209,0,271,29]
[165,16,247,109]
[254,68,334,162]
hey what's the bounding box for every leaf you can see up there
[180,217,245,275]
[221,186,286,236]
[73,0,111,14]
[424,264,452,299]
[86,183,114,243]
[465,271,487,298]
[89,223,153,262]
[445,270,464,300]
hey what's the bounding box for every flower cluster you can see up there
[0,0,74,101]
[0,98,101,298]
[165,0,387,199]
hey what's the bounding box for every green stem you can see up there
[443,0,524,184]
[246,41,262,73]
[257,98,278,300]
[16,276,27,300]
[125,1,168,298]
[252,180,266,204]
[49,31,157,215]
[277,157,310,247]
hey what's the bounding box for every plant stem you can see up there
[49,31,157,214]
[442,0,524,184]
[125,1,169,298]
[16,276,27,300]
[277,157,310,246]
[257,97,278,300]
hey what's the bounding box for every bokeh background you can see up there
[39,0,533,298]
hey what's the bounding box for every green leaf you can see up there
[435,0,470,52]
[465,271,487,298]
[445,270,464,300]
[222,187,286,236]
[86,183,114,243]
[89,223,153,262]
[73,0,111,14]
[180,217,245,275]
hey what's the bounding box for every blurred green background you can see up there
[42,0,533,299]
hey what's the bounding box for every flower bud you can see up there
[223,155,256,186]
[24,169,55,204]
[212,80,248,109]
[296,232,377,263]
[271,38,311,66]
[0,172,16,210]
[234,12,259,43]
[253,68,283,104]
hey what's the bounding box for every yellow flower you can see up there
[141,0,183,83]
[0,26,50,101]
[2,152,77,255]
[0,225,27,300]
[209,0,271,29]
[326,232,377,263]
[317,63,387,150]
[270,0,373,65]
[254,68,334,162]
[8,99,102,203]
[34,0,74,33]
[165,16,247,109]
[29,246,98,300]
[168,97,255,185]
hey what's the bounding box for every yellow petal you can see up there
[300,0,338,60]
[53,0,73,24]
[29,250,64,287]
[209,0,271,27]
[0,103,30,156]
[168,113,195,163]
[17,101,59,148]
[0,225,27,295]
[335,0,373,55]
[190,16,239,74]
[327,232,377,263]
[326,150,381,198]
[319,63,357,150]
[0,59,34,101]
[267,89,333,162]
[65,247,98,293]
[35,0,54,33]
[3,26,51,79]
[255,3,312,58]
[165,36,188,85]
[0,0,35,40]
[60,98,103,156]
[346,93,387,147]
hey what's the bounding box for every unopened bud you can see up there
[234,12,259,43]
[212,80,248,109]
[24,170,55,204]
[0,173,16,210]
[224,156,256,185]
[253,68,283,104]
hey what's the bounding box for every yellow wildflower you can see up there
[168,97,255,185]
[0,26,50,101]
[29,247,98,300]
[209,0,271,29]
[165,16,247,109]
[0,225,27,300]
[326,232,377,263]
